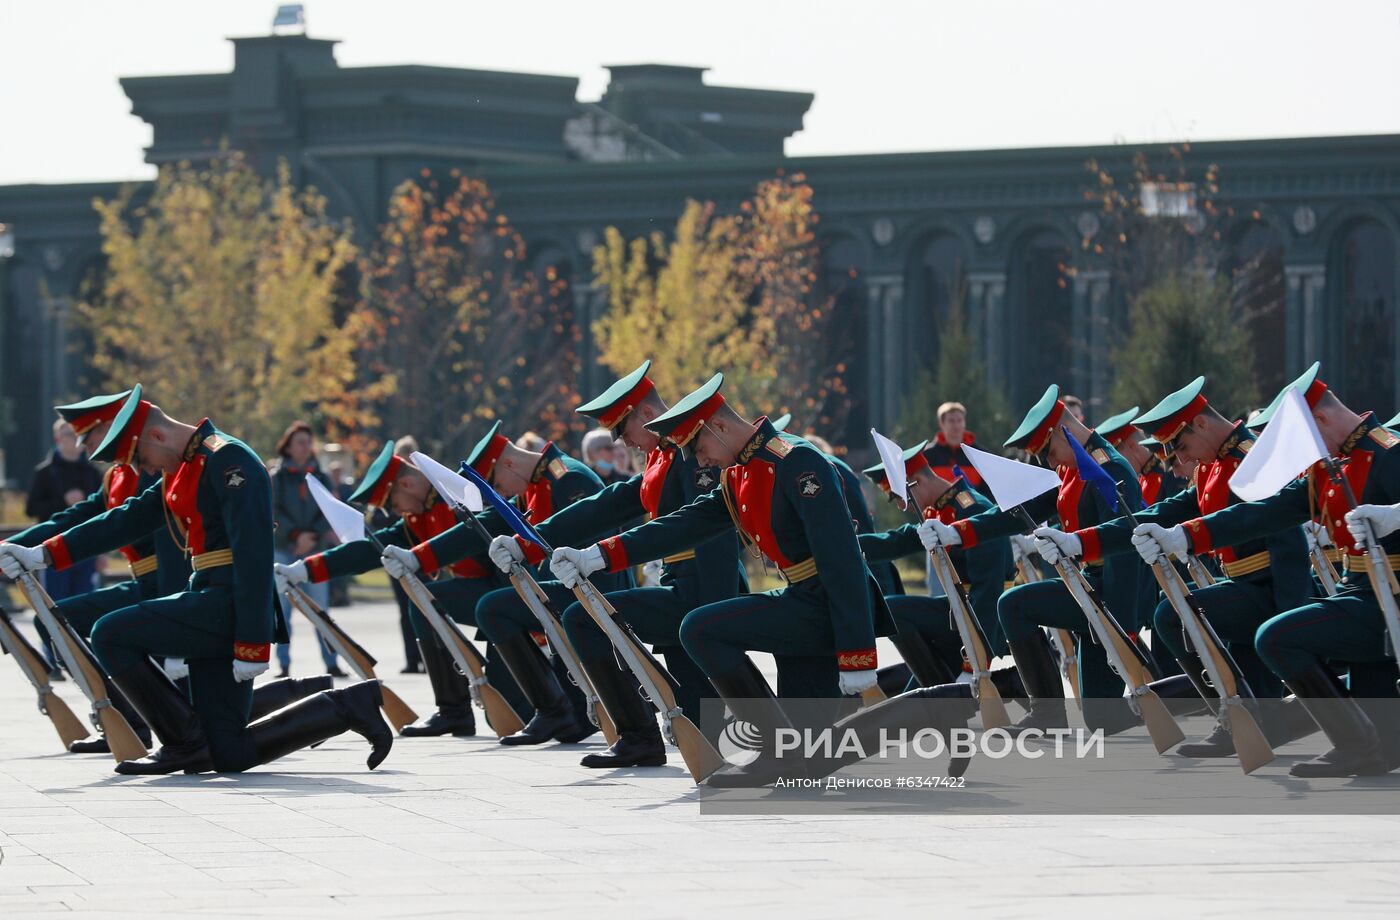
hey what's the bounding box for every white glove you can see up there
[0,543,49,580]
[232,658,269,683]
[163,658,190,682]
[1303,519,1333,552]
[1131,523,1188,565]
[839,669,879,696]
[550,545,605,588]
[273,560,308,592]
[381,545,420,579]
[1009,533,1038,563]
[1033,526,1082,566]
[488,535,526,574]
[917,519,961,552]
[1346,504,1400,551]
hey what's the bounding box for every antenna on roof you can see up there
[272,4,306,35]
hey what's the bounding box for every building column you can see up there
[866,273,903,430]
[1285,263,1326,376]
[968,271,1006,390]
[578,281,607,396]
[1072,269,1111,414]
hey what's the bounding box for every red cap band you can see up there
[596,376,656,430]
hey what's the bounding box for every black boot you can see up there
[579,658,665,768]
[495,633,593,746]
[247,680,393,771]
[400,640,476,737]
[1285,665,1390,777]
[248,676,335,721]
[806,682,978,781]
[989,666,1027,705]
[109,659,210,775]
[890,634,955,688]
[1006,633,1067,734]
[70,676,154,753]
[705,665,804,788]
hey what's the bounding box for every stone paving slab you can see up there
[1,601,1398,917]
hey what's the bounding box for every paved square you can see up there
[2,600,1398,918]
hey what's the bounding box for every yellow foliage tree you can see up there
[78,154,373,454]
[592,173,843,429]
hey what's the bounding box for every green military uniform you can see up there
[38,386,389,774]
[956,385,1150,733]
[302,440,522,735]
[583,375,894,785]
[1073,378,1313,754]
[858,442,1012,687]
[411,422,631,745]
[1181,365,1400,775]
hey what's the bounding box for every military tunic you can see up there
[594,419,895,697]
[1077,422,1312,699]
[953,431,1150,727]
[859,477,1012,685]
[41,420,284,771]
[1181,414,1400,695]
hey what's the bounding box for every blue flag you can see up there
[457,463,550,552]
[1064,426,1119,513]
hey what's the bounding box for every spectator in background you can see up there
[582,427,629,486]
[514,431,547,452]
[25,419,102,677]
[611,437,637,478]
[387,435,423,673]
[925,401,984,491]
[271,421,343,678]
[1063,394,1086,422]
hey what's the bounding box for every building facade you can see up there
[2,32,1397,476]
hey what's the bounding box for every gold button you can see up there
[741,505,746,511]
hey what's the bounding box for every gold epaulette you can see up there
[765,437,792,458]
[203,434,229,452]
[1370,428,1399,449]
[547,457,568,479]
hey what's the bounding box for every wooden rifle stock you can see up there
[1311,544,1340,596]
[17,574,148,763]
[0,609,88,748]
[397,571,525,737]
[1151,561,1274,773]
[508,570,618,745]
[928,544,1009,729]
[571,581,724,783]
[283,583,418,732]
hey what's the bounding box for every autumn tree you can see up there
[78,154,371,453]
[1085,147,1261,416]
[592,173,847,430]
[357,171,580,459]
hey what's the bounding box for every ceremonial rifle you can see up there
[409,452,617,745]
[281,582,418,731]
[899,482,1008,729]
[1307,527,1341,597]
[1117,490,1274,773]
[1184,555,1217,589]
[15,573,148,763]
[303,475,526,737]
[1012,539,1081,703]
[455,461,724,783]
[0,607,88,749]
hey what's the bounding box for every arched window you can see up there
[1333,220,1397,414]
[907,233,966,372]
[1007,229,1074,409]
[1225,220,1287,397]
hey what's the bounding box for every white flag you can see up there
[306,475,366,545]
[960,442,1060,512]
[1230,387,1327,502]
[869,428,909,507]
[410,451,484,513]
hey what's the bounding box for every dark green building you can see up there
[2,31,1397,477]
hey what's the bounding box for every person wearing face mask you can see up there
[582,428,629,487]
[270,421,342,678]
[0,385,391,775]
[275,440,527,737]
